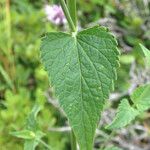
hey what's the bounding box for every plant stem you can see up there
[5,0,16,90]
[60,0,76,32]
[5,0,11,51]
[71,130,77,150]
[66,0,77,28]
[38,139,52,150]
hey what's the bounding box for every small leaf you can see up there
[139,43,150,66]
[131,84,150,112]
[10,105,45,150]
[26,104,42,131]
[24,139,39,150]
[41,26,119,150]
[104,146,122,150]
[120,54,135,64]
[106,99,139,129]
[24,131,46,150]
[10,130,35,140]
[0,65,14,89]
[24,139,38,150]
[24,105,44,150]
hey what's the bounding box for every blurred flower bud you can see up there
[44,4,67,25]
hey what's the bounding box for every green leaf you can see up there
[131,84,150,112]
[10,130,36,140]
[106,99,139,129]
[23,105,45,150]
[24,140,38,150]
[41,26,119,150]
[120,54,135,64]
[11,124,48,150]
[104,146,122,150]
[0,64,14,89]
[24,131,45,150]
[139,43,150,66]
[26,104,42,131]
[11,105,45,150]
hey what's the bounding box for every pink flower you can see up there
[44,4,67,25]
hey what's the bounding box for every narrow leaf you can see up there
[24,131,45,150]
[26,104,42,131]
[24,139,38,150]
[131,84,150,111]
[0,65,14,89]
[41,26,119,150]
[106,99,139,129]
[139,43,150,66]
[10,130,35,140]
[104,146,122,150]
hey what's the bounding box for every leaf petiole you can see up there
[66,0,77,28]
[60,0,76,32]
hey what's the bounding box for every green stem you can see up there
[5,0,16,91]
[71,130,77,150]
[67,0,77,27]
[6,0,11,51]
[38,139,52,150]
[60,0,76,32]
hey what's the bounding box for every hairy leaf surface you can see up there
[131,84,150,111]
[107,99,139,129]
[41,26,119,150]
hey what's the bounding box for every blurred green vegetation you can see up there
[0,0,150,149]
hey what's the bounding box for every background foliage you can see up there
[0,0,150,149]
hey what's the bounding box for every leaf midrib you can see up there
[74,36,89,150]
